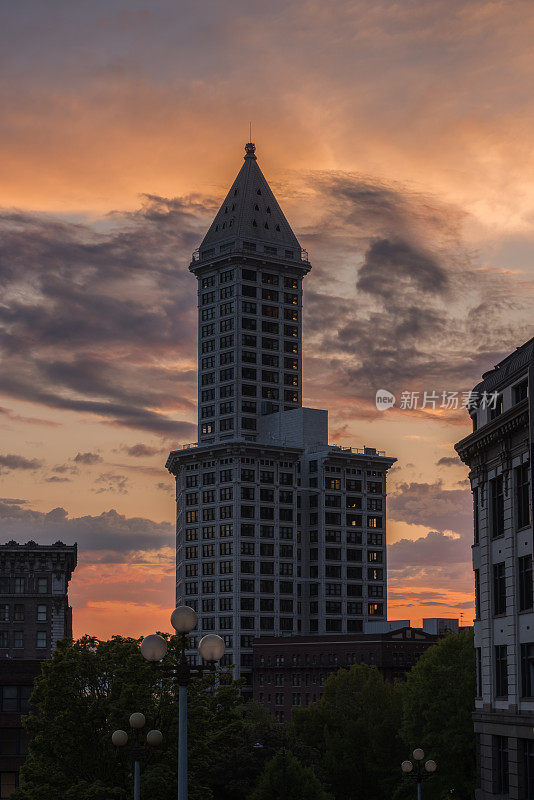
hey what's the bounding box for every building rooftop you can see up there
[192,142,308,268]
[474,335,534,394]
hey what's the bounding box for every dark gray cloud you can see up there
[0,196,204,438]
[0,500,173,557]
[301,174,532,411]
[357,237,448,299]
[52,463,78,475]
[388,480,472,533]
[122,443,164,458]
[1,174,531,437]
[45,476,71,483]
[74,451,102,465]
[386,479,474,592]
[389,529,469,568]
[93,472,129,495]
[0,453,43,472]
[437,455,463,467]
[0,498,28,504]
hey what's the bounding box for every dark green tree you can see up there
[11,635,253,800]
[399,629,476,800]
[248,749,333,800]
[210,700,285,799]
[290,663,404,800]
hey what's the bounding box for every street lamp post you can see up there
[112,712,163,800]
[140,605,226,800]
[401,748,437,800]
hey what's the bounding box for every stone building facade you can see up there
[0,540,77,796]
[166,143,396,696]
[0,541,77,660]
[455,337,534,799]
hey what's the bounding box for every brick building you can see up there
[0,540,77,796]
[252,625,438,721]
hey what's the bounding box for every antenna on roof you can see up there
[249,121,252,142]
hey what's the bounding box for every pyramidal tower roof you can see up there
[193,143,307,268]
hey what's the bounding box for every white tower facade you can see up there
[167,144,396,696]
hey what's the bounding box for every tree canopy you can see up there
[249,748,333,800]
[12,635,275,800]
[400,629,476,799]
[290,663,405,800]
[12,630,476,800]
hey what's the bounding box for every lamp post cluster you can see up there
[112,712,163,800]
[401,748,437,800]
[140,605,226,800]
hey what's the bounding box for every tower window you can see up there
[276,224,280,231]
[266,206,271,214]
[284,277,298,289]
[252,219,258,227]
[257,189,262,195]
[254,204,259,211]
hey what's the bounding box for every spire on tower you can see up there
[193,142,306,266]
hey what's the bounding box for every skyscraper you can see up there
[166,143,396,695]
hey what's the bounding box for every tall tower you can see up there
[167,144,396,699]
[192,141,310,444]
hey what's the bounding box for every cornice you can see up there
[455,399,529,467]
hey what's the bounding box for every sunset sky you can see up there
[1,0,534,639]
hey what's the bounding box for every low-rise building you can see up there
[252,625,438,722]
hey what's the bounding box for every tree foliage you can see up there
[290,663,405,800]
[12,631,476,800]
[249,749,333,800]
[12,635,272,800]
[399,629,476,800]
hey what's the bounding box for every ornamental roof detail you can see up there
[199,142,301,256]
